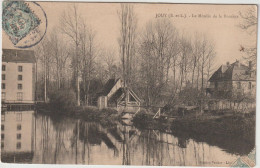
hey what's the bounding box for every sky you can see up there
[2,2,257,70]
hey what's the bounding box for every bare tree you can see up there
[35,36,53,102]
[178,34,192,92]
[102,48,121,79]
[118,3,137,87]
[60,4,82,105]
[191,33,201,87]
[138,19,179,106]
[239,6,257,68]
[79,22,98,105]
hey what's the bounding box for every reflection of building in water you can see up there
[1,111,35,163]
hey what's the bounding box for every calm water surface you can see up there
[1,111,245,166]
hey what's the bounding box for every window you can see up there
[2,92,6,100]
[1,142,4,149]
[18,66,23,72]
[18,84,22,90]
[1,83,5,89]
[17,92,23,101]
[1,134,4,140]
[16,142,21,149]
[2,65,5,71]
[17,134,21,140]
[2,74,5,80]
[1,115,5,121]
[18,75,22,80]
[1,125,4,131]
[215,82,218,88]
[237,82,241,89]
[16,113,22,121]
[17,124,22,130]
[248,82,252,89]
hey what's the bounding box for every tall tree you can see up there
[138,19,178,105]
[118,3,137,87]
[35,36,53,102]
[49,31,70,89]
[60,4,82,105]
[79,22,98,105]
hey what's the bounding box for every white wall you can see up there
[232,81,256,96]
[2,62,35,103]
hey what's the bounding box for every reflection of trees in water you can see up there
[129,130,207,166]
[134,130,166,165]
[36,114,77,164]
[35,114,238,166]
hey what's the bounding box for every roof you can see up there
[109,87,141,103]
[109,87,124,103]
[100,78,141,103]
[2,49,36,63]
[209,61,256,82]
[101,78,120,96]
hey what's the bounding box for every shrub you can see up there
[101,108,118,114]
[49,89,77,113]
[132,112,153,127]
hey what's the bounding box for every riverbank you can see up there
[171,113,255,154]
[132,110,255,155]
[132,112,172,130]
[36,103,120,126]
[36,103,255,155]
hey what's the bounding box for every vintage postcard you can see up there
[1,1,257,167]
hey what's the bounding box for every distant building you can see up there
[2,49,36,104]
[207,60,256,99]
[97,78,141,113]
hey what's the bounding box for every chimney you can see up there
[249,61,252,70]
[226,62,230,66]
[236,60,240,67]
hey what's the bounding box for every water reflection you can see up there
[1,111,35,163]
[1,111,243,166]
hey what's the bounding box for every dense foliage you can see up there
[49,89,77,113]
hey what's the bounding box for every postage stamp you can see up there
[2,1,47,48]
[230,148,256,167]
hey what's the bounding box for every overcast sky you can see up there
[2,2,257,69]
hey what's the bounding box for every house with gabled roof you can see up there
[207,60,256,99]
[97,78,141,113]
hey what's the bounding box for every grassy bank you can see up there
[36,103,120,126]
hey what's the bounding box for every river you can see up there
[1,110,245,166]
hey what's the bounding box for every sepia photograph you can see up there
[1,1,258,167]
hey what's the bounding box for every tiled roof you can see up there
[2,49,36,63]
[209,61,256,82]
[109,87,124,103]
[101,78,120,96]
